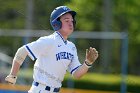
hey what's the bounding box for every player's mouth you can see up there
[69,26,73,30]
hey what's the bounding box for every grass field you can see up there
[2,68,140,92]
[0,83,119,93]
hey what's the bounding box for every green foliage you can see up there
[0,0,140,75]
[66,0,102,31]
[0,0,25,29]
[63,73,140,92]
[67,0,140,75]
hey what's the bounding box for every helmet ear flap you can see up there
[51,20,62,31]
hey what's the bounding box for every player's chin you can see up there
[68,29,73,34]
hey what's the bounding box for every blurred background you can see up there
[0,0,140,93]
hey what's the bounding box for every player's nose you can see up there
[69,21,73,27]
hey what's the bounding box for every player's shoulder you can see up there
[67,41,77,52]
[38,33,56,41]
[67,40,76,47]
[36,33,56,45]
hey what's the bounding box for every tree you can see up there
[67,0,140,74]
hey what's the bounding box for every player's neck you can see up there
[57,31,68,40]
[60,33,68,40]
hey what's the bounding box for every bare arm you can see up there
[10,60,21,76]
[73,47,98,79]
[5,46,28,84]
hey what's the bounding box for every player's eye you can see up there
[65,20,70,23]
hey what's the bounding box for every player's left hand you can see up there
[85,47,98,65]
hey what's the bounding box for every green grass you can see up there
[64,73,140,85]
[6,68,140,92]
[63,73,140,92]
[13,69,140,85]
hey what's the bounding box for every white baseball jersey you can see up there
[24,31,81,87]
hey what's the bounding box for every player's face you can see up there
[60,13,74,36]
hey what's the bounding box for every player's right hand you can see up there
[5,75,17,85]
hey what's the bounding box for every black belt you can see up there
[33,81,60,92]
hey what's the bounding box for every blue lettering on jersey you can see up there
[56,52,74,61]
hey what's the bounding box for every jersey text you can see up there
[56,52,74,61]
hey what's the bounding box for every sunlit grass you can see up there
[64,73,140,86]
[7,68,140,86]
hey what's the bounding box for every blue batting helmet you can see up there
[50,6,76,31]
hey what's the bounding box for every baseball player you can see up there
[5,6,98,93]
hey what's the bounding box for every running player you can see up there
[5,6,98,93]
